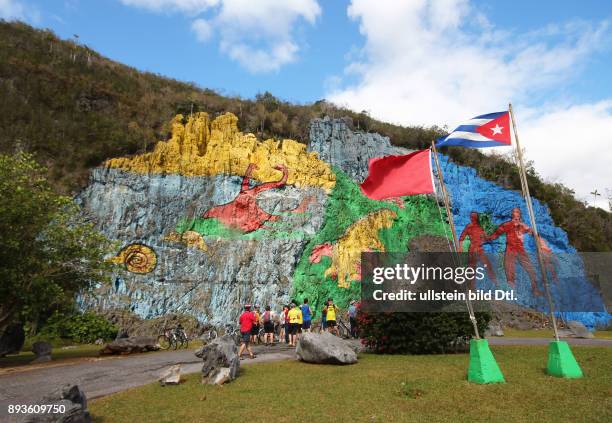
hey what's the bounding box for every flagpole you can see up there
[508,103,560,341]
[431,141,481,339]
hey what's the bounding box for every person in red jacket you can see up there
[238,304,257,359]
[487,208,544,296]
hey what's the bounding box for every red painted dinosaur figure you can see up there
[203,163,312,233]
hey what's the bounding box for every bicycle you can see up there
[157,327,189,350]
[222,324,242,345]
[336,318,351,339]
[200,327,218,343]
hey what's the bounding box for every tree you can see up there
[0,153,113,335]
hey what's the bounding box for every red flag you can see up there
[360,149,435,200]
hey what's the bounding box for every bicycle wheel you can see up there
[171,335,178,350]
[157,335,171,350]
[180,333,189,349]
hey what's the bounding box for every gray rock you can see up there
[77,168,327,325]
[158,364,181,386]
[567,320,594,339]
[296,332,358,365]
[195,335,239,385]
[32,341,53,363]
[0,322,25,357]
[23,384,91,423]
[99,336,159,355]
[485,322,504,337]
[308,116,409,183]
[346,339,366,354]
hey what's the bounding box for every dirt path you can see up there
[1,337,609,414]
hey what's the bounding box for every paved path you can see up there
[488,337,612,346]
[0,343,296,415]
[1,337,609,415]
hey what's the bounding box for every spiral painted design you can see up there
[118,244,157,274]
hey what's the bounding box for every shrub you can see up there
[358,309,490,354]
[38,311,118,344]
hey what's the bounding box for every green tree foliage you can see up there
[37,311,118,344]
[0,21,610,251]
[0,153,113,334]
[357,309,490,354]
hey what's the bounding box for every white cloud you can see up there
[120,0,219,14]
[520,102,612,209]
[328,0,612,208]
[0,0,25,20]
[191,17,212,41]
[120,0,321,72]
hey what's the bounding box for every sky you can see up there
[1,0,611,209]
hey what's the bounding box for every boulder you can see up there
[567,320,594,339]
[485,322,504,337]
[32,341,53,363]
[194,335,239,385]
[0,322,25,357]
[99,336,159,355]
[159,364,181,386]
[23,384,91,423]
[296,332,358,365]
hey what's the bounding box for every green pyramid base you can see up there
[547,341,583,378]
[468,339,505,384]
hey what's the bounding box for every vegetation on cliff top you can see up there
[0,21,610,251]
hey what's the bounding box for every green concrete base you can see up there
[547,341,583,378]
[467,339,505,384]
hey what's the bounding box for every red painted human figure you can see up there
[487,207,544,296]
[539,237,558,283]
[203,163,288,233]
[458,212,497,284]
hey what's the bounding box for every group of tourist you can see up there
[237,298,359,360]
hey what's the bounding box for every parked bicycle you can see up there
[157,326,189,350]
[200,327,218,343]
[336,318,351,339]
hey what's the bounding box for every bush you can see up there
[38,311,118,344]
[358,310,490,354]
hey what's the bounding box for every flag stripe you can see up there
[473,111,506,119]
[453,124,479,132]
[444,131,490,141]
[436,139,509,148]
[462,118,491,126]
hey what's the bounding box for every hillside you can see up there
[0,21,610,251]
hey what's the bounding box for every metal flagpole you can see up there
[431,141,481,339]
[508,103,560,341]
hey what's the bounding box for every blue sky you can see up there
[1,0,612,207]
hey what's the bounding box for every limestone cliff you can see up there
[78,114,609,328]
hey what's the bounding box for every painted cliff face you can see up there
[77,113,609,328]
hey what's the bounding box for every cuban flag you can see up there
[436,111,511,148]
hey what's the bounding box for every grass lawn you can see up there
[0,340,204,369]
[90,345,612,423]
[0,344,102,368]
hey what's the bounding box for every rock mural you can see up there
[77,113,609,328]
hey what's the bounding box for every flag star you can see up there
[491,124,504,135]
